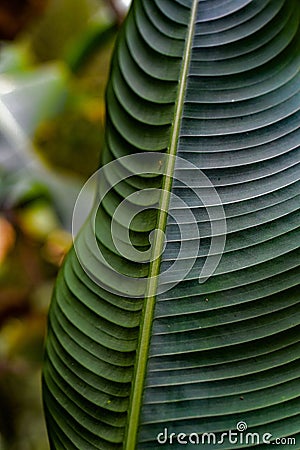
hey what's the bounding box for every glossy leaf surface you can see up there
[43,1,300,448]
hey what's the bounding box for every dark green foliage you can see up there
[43,1,300,448]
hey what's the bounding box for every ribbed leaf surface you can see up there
[43,1,300,449]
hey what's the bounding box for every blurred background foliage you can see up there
[0,0,129,448]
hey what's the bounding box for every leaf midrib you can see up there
[124,1,199,449]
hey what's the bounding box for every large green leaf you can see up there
[43,0,300,448]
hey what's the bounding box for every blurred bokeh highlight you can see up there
[0,1,129,448]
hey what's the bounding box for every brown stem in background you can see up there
[0,0,48,40]
[107,0,127,26]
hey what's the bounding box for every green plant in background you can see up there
[1,0,119,183]
[0,2,124,449]
[0,169,72,450]
[34,99,105,180]
[42,0,300,449]
[30,0,118,180]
